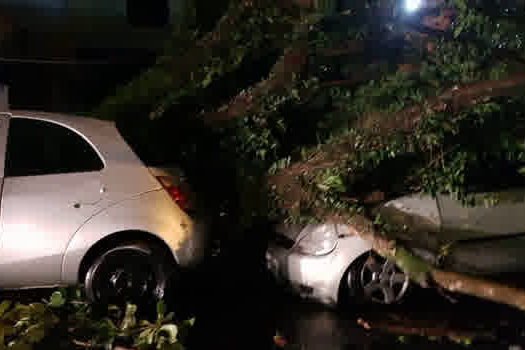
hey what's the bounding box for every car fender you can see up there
[329,235,372,305]
[61,189,202,284]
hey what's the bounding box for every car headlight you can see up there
[295,223,338,256]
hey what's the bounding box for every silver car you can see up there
[267,190,525,307]
[0,110,207,304]
[266,222,410,307]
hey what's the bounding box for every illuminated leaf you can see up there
[0,302,12,318]
[159,324,178,344]
[48,291,65,308]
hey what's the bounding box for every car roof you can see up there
[9,110,115,131]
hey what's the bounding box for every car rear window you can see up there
[5,118,104,177]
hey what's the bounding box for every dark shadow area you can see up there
[1,60,154,114]
[165,222,279,350]
[161,260,525,350]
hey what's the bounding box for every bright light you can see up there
[405,0,422,12]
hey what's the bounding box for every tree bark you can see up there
[203,42,310,124]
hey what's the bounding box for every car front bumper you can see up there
[266,234,372,307]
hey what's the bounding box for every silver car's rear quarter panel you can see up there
[268,235,372,307]
[61,189,205,284]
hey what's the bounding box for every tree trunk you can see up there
[343,213,525,312]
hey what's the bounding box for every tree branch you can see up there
[357,311,495,343]
[203,42,310,124]
[345,213,525,311]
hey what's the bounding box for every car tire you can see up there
[84,241,175,308]
[343,251,410,305]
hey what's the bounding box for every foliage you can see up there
[0,288,193,350]
[289,94,525,224]
[451,0,525,53]
[269,0,525,223]
[96,0,307,121]
[97,0,525,229]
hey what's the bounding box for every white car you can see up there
[0,110,208,305]
[267,190,525,307]
[266,222,410,307]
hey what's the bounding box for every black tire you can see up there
[341,251,410,305]
[84,241,175,308]
[340,252,367,307]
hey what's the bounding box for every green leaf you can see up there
[5,305,29,322]
[28,304,45,315]
[120,304,137,331]
[139,320,152,327]
[316,184,329,192]
[13,320,29,330]
[48,291,65,308]
[201,71,214,88]
[454,23,464,38]
[0,302,12,318]
[107,305,120,312]
[161,312,173,323]
[156,335,167,349]
[24,324,46,344]
[136,328,155,347]
[159,324,178,344]
[157,300,166,316]
[147,330,155,345]
[454,0,467,10]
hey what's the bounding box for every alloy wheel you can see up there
[358,253,409,304]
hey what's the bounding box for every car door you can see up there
[0,117,106,288]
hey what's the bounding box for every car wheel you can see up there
[346,251,409,305]
[84,242,174,307]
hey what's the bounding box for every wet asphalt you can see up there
[2,235,525,350]
[173,232,525,350]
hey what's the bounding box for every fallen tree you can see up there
[102,0,525,311]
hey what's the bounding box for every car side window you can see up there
[4,118,104,177]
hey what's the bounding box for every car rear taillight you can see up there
[156,176,192,211]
